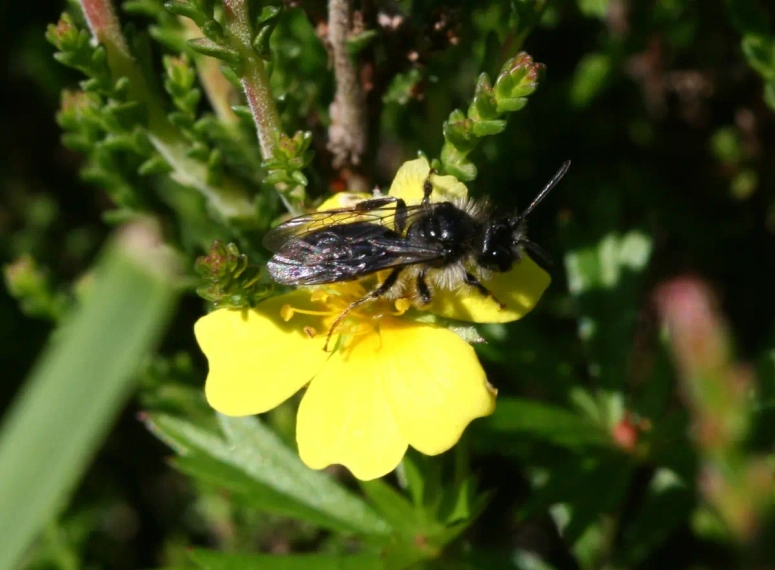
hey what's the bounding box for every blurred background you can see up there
[2,0,775,568]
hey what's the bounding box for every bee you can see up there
[263,161,570,349]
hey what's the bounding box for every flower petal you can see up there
[296,330,408,480]
[377,320,496,455]
[427,255,551,323]
[297,318,493,478]
[388,157,468,203]
[195,292,329,416]
[317,192,372,212]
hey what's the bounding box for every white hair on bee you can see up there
[453,196,490,222]
[263,160,570,349]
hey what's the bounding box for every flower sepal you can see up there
[195,240,268,309]
[360,448,491,566]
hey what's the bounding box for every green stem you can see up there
[220,0,306,215]
[81,0,130,59]
[222,0,283,160]
[77,0,257,225]
[81,0,165,128]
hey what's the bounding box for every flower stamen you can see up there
[281,286,415,353]
[281,304,339,321]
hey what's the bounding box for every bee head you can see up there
[480,161,571,272]
[477,218,518,272]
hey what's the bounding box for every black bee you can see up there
[263,161,570,348]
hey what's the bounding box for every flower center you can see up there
[280,281,411,350]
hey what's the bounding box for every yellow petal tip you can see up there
[429,255,551,323]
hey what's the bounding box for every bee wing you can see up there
[267,227,445,286]
[262,199,427,253]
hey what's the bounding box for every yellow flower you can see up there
[195,157,551,480]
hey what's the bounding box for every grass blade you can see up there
[0,222,179,570]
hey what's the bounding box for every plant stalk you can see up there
[222,0,283,161]
[327,0,368,169]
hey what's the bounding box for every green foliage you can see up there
[0,224,179,570]
[262,130,314,188]
[46,13,113,93]
[437,52,544,181]
[194,240,267,308]
[474,397,612,449]
[146,414,391,537]
[3,256,69,321]
[46,2,262,228]
[722,0,775,110]
[188,549,383,570]
[4,0,775,569]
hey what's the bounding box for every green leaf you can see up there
[565,231,652,294]
[359,479,419,534]
[146,414,391,537]
[765,79,775,110]
[511,551,560,570]
[523,453,632,548]
[437,52,543,181]
[741,35,775,80]
[187,37,242,65]
[0,222,179,570]
[188,549,384,570]
[383,69,423,105]
[570,53,612,107]
[253,6,283,61]
[562,458,631,546]
[471,119,506,137]
[577,0,611,18]
[347,29,378,57]
[474,398,611,449]
[3,255,69,321]
[437,475,482,526]
[398,451,431,509]
[171,452,336,522]
[164,1,207,26]
[564,231,653,388]
[618,468,693,565]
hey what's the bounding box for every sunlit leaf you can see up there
[474,398,611,449]
[146,414,391,537]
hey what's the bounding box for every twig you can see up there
[222,0,283,161]
[221,0,306,215]
[81,0,130,59]
[327,0,368,169]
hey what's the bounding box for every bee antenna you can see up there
[519,160,571,221]
[518,238,554,267]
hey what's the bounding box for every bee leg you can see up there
[355,196,401,210]
[422,168,437,206]
[464,272,506,309]
[324,268,403,351]
[394,198,408,233]
[416,271,432,306]
[355,197,408,233]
